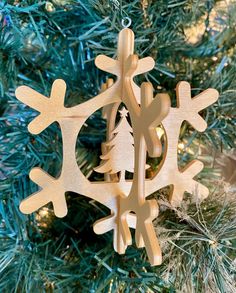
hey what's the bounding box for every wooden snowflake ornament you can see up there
[15,28,219,266]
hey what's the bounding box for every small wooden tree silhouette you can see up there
[94,107,134,181]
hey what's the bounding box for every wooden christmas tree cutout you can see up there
[15,28,219,266]
[95,107,135,181]
[95,106,149,181]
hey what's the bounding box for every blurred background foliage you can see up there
[0,0,236,292]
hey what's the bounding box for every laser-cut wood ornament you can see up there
[15,28,219,266]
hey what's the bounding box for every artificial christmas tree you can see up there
[0,1,236,292]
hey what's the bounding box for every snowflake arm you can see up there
[15,79,66,135]
[20,168,68,218]
[147,81,219,206]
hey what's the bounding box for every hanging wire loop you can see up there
[121,17,132,28]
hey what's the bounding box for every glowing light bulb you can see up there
[156,127,164,139]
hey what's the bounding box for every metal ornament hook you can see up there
[121,17,132,28]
